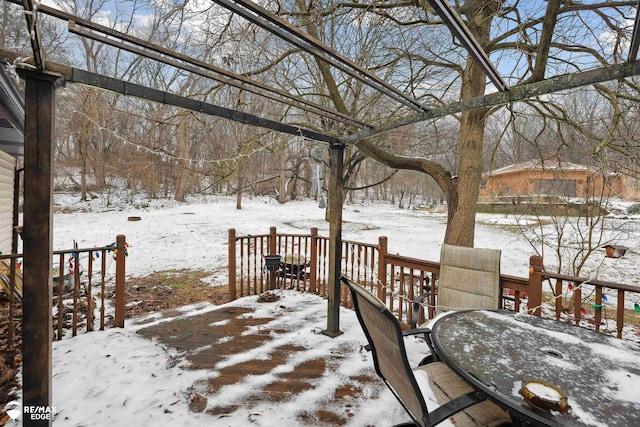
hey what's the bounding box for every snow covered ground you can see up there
[51,193,640,284]
[7,194,640,425]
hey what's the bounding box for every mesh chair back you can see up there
[342,277,429,427]
[437,244,501,315]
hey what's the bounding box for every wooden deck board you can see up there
[135,301,382,425]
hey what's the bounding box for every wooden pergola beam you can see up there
[67,23,370,130]
[4,0,372,129]
[68,68,339,143]
[425,0,508,91]
[628,1,640,62]
[21,0,44,69]
[0,49,339,144]
[211,0,429,112]
[342,59,640,145]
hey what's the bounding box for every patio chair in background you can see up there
[412,244,501,329]
[342,277,512,427]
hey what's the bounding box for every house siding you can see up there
[0,149,15,255]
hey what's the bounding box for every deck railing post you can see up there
[228,229,237,301]
[378,236,388,300]
[86,252,94,331]
[554,279,563,320]
[72,249,80,336]
[594,286,603,332]
[309,227,318,293]
[57,253,64,338]
[573,285,583,326]
[528,255,544,316]
[8,256,16,350]
[114,235,126,328]
[9,167,20,350]
[269,226,277,254]
[617,290,625,339]
[268,227,278,290]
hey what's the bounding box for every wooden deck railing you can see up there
[0,235,127,349]
[229,227,640,340]
[529,267,640,339]
[228,227,381,299]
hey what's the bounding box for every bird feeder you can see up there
[603,244,628,258]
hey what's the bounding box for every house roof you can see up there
[0,64,24,159]
[483,159,600,178]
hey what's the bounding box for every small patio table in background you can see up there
[281,254,308,280]
[430,310,640,427]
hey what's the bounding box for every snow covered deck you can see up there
[97,289,430,426]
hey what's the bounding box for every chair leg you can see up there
[423,333,440,364]
[418,354,435,366]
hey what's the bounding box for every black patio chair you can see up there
[342,276,511,427]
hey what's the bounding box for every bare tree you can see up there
[10,0,638,217]
[270,0,637,246]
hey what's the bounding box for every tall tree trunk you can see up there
[278,151,287,204]
[174,116,190,202]
[446,0,499,247]
[236,157,243,209]
[236,176,243,209]
[446,58,488,246]
[80,151,87,202]
[93,135,107,189]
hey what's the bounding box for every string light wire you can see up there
[70,108,279,167]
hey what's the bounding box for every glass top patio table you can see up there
[430,310,640,427]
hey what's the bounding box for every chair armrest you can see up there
[411,292,432,328]
[364,328,432,352]
[402,328,432,338]
[426,391,486,427]
[403,326,437,365]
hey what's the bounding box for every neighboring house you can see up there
[479,159,624,202]
[0,64,24,255]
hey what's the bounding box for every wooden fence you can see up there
[229,227,640,339]
[0,235,127,350]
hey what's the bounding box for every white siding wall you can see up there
[0,149,15,255]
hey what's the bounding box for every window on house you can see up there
[534,179,577,197]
